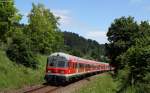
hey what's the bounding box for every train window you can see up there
[49,62,54,66]
[57,61,66,67]
[69,62,76,68]
[74,63,77,68]
[69,62,77,68]
[79,63,84,68]
[49,58,56,67]
[87,64,90,68]
[48,56,67,68]
[72,63,75,68]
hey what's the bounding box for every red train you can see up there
[44,52,114,83]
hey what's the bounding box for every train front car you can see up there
[44,52,70,83]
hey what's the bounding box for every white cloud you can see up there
[51,9,109,44]
[85,30,108,44]
[51,9,72,25]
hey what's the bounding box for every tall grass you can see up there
[0,50,47,91]
[76,73,117,93]
[76,73,142,93]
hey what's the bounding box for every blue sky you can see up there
[15,0,150,44]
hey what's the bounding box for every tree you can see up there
[0,0,21,42]
[138,21,150,37]
[28,3,63,54]
[106,16,139,71]
[114,21,150,93]
[63,31,106,61]
[6,28,38,68]
[116,35,150,93]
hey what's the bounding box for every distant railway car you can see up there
[44,52,113,83]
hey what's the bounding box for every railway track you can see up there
[23,84,61,93]
[15,73,105,93]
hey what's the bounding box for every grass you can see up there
[0,50,47,91]
[76,73,117,93]
[76,73,141,93]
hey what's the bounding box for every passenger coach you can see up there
[44,52,113,83]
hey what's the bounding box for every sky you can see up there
[15,0,150,44]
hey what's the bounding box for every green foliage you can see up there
[0,0,39,69]
[116,42,150,92]
[107,16,138,43]
[138,21,150,36]
[0,50,47,91]
[106,16,139,70]
[0,0,21,42]
[106,16,150,93]
[6,30,38,68]
[114,26,150,93]
[63,31,106,61]
[28,3,63,54]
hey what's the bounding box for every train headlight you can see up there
[48,70,51,73]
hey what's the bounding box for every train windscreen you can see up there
[48,56,67,68]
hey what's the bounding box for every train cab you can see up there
[45,52,70,82]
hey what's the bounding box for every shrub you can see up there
[6,32,38,69]
[116,45,150,93]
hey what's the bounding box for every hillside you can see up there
[0,50,47,91]
[63,31,106,61]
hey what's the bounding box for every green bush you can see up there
[116,45,150,93]
[6,33,38,69]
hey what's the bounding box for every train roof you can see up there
[49,52,109,65]
[49,52,70,60]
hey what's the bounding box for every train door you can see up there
[68,61,77,74]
